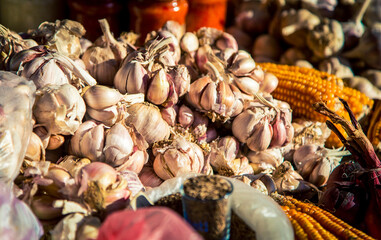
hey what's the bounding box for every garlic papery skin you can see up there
[125,103,170,145]
[69,120,105,161]
[153,136,205,180]
[114,60,149,94]
[33,84,86,135]
[146,68,170,105]
[57,155,91,177]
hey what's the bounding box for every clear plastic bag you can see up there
[0,71,35,183]
[144,173,294,240]
[0,181,43,240]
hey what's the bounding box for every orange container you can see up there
[129,0,188,44]
[186,0,228,32]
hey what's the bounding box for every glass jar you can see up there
[68,0,123,41]
[128,0,188,45]
[186,0,228,32]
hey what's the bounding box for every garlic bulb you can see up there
[33,84,86,135]
[272,161,308,193]
[0,24,36,70]
[209,136,253,176]
[57,155,91,177]
[10,46,97,89]
[247,148,284,174]
[103,122,148,173]
[306,18,344,59]
[115,37,188,106]
[82,19,128,86]
[69,120,106,161]
[293,144,348,186]
[153,135,205,180]
[125,103,170,145]
[31,19,85,59]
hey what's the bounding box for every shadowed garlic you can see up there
[153,135,205,180]
[82,19,128,86]
[33,84,86,135]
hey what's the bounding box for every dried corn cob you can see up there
[274,194,375,240]
[259,63,373,148]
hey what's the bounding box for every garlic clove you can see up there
[234,76,260,95]
[146,69,170,105]
[115,150,148,173]
[293,144,320,170]
[215,32,239,51]
[33,84,86,135]
[114,61,148,94]
[217,81,235,112]
[178,104,194,128]
[138,166,163,188]
[80,162,118,191]
[161,106,178,126]
[260,72,279,94]
[247,118,273,151]
[270,115,287,148]
[187,76,212,109]
[86,105,120,127]
[308,159,332,186]
[180,32,199,53]
[103,123,134,167]
[82,85,123,110]
[299,158,320,180]
[232,109,261,143]
[200,82,217,111]
[125,103,170,145]
[47,134,65,150]
[31,195,63,220]
[169,65,191,97]
[230,57,256,76]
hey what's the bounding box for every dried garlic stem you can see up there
[98,19,125,64]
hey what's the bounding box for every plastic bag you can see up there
[0,71,35,183]
[144,173,294,240]
[97,207,203,240]
[0,181,43,240]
